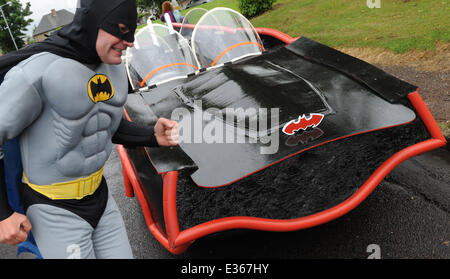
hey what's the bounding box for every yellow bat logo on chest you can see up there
[87,74,114,103]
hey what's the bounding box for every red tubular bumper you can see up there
[118,25,446,254]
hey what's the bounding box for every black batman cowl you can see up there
[0,0,137,76]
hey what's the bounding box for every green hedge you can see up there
[238,0,277,18]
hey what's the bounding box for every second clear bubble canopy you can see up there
[191,7,264,68]
[125,23,199,90]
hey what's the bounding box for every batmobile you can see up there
[118,8,447,253]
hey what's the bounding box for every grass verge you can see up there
[250,0,449,53]
[146,0,449,53]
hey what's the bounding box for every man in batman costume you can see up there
[0,0,179,258]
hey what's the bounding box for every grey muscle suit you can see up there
[0,52,135,258]
[0,52,127,185]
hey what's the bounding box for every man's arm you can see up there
[112,117,179,147]
[0,66,42,244]
[0,154,13,220]
[112,119,159,148]
[0,147,32,245]
[0,66,43,145]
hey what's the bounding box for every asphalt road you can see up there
[1,144,449,259]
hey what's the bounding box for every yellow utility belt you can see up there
[23,168,104,200]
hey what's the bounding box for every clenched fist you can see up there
[0,212,32,245]
[154,118,179,147]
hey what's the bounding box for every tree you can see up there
[0,0,33,53]
[136,0,154,11]
[238,0,277,18]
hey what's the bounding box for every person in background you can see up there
[160,1,178,23]
[173,6,183,23]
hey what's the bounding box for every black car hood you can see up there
[125,37,417,187]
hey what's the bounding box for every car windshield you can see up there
[125,24,199,90]
[191,7,264,68]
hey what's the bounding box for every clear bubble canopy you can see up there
[125,24,198,90]
[190,7,264,68]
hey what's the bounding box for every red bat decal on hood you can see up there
[282,113,325,135]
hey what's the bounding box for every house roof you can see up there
[33,9,74,36]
